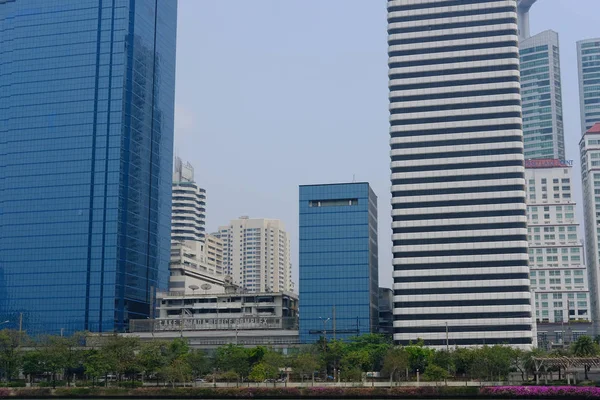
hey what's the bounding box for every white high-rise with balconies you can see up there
[172,157,206,243]
[388,0,534,349]
[525,162,590,324]
[580,123,600,335]
[169,158,225,294]
[214,217,293,293]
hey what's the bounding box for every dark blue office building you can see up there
[299,183,379,343]
[0,0,177,335]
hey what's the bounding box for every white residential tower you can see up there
[215,217,293,293]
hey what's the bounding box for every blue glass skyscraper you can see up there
[0,0,177,335]
[299,183,379,343]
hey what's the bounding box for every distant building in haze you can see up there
[169,159,226,295]
[214,217,293,293]
[578,39,600,133]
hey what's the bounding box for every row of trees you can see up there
[1,330,599,386]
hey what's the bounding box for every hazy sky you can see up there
[173,0,600,289]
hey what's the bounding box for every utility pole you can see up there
[332,305,336,341]
[445,322,449,351]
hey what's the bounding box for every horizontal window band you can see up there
[391,148,523,162]
[388,18,518,35]
[391,172,524,185]
[394,324,532,334]
[392,137,523,150]
[393,222,527,234]
[394,286,530,296]
[394,299,531,308]
[389,40,518,58]
[391,88,520,103]
[392,185,525,197]
[390,112,522,126]
[393,209,525,222]
[388,30,518,47]
[394,235,527,246]
[394,247,527,258]
[393,260,528,271]
[390,99,520,113]
[388,0,500,13]
[392,197,526,209]
[388,6,515,24]
[393,311,531,321]
[394,273,529,283]
[394,338,532,346]
[390,123,522,138]
[391,160,524,173]
[389,52,519,69]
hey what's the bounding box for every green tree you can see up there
[100,335,140,381]
[430,350,455,376]
[423,364,450,382]
[161,357,192,387]
[262,350,284,378]
[248,362,268,382]
[382,346,409,384]
[469,346,512,381]
[572,335,599,380]
[137,341,169,384]
[248,361,279,383]
[214,345,250,379]
[83,350,111,386]
[405,339,433,373]
[0,329,24,381]
[323,340,347,377]
[36,336,71,388]
[340,366,362,382]
[346,334,391,371]
[522,347,546,383]
[452,347,475,378]
[247,346,267,366]
[187,349,210,380]
[292,351,320,382]
[22,350,44,384]
[341,349,371,373]
[167,338,189,361]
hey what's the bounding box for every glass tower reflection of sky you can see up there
[0,0,177,335]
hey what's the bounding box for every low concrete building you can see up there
[127,291,299,351]
[536,321,593,350]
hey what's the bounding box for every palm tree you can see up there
[571,336,598,380]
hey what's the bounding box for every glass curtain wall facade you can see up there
[520,31,565,160]
[0,0,177,335]
[388,0,534,349]
[299,183,379,343]
[578,39,600,133]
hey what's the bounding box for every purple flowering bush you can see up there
[481,386,600,399]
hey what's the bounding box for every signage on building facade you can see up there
[524,159,573,168]
[155,316,282,331]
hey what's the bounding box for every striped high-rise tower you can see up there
[388,0,534,349]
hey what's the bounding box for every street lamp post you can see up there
[319,317,331,342]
